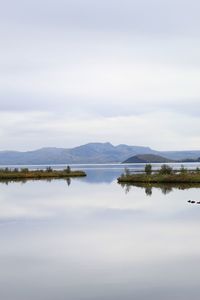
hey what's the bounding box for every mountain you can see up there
[0,142,200,165]
[161,151,200,160]
[123,154,175,164]
[0,143,157,165]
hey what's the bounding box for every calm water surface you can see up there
[0,164,200,300]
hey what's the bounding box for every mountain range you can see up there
[0,142,200,165]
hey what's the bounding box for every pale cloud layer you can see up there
[0,0,200,150]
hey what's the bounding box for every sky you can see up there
[1,0,200,151]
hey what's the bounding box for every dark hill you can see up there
[123,154,175,163]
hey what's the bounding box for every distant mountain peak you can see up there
[82,142,114,147]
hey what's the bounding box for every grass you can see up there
[0,168,86,180]
[118,171,200,184]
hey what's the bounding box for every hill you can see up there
[123,154,175,163]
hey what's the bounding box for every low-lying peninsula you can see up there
[118,164,200,184]
[0,167,86,180]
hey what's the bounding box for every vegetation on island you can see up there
[0,166,86,180]
[118,164,200,184]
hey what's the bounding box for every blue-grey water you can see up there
[1,163,200,300]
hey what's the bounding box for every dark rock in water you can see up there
[188,200,196,204]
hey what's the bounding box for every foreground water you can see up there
[1,163,200,300]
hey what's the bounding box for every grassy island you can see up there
[0,167,86,180]
[118,164,200,184]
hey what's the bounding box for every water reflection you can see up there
[0,169,120,185]
[1,167,200,299]
[119,182,200,196]
[0,177,71,186]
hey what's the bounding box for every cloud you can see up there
[0,109,199,151]
[0,0,200,150]
[1,0,200,37]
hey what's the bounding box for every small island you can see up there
[0,166,86,180]
[118,164,200,184]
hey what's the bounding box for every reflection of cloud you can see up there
[0,169,200,298]
[0,177,199,225]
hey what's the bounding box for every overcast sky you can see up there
[1,0,200,151]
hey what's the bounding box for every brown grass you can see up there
[0,169,86,180]
[118,172,200,183]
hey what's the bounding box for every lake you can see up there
[0,163,200,300]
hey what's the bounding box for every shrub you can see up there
[180,165,188,174]
[20,168,29,173]
[46,167,53,172]
[196,167,200,173]
[159,164,173,175]
[64,166,71,173]
[145,164,152,175]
